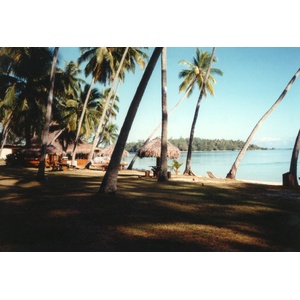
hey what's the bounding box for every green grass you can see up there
[0,166,299,251]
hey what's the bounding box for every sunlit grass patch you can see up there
[117,222,273,251]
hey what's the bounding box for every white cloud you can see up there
[254,137,294,148]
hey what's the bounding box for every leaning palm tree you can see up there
[37,47,59,181]
[99,47,163,193]
[226,68,300,180]
[179,48,223,175]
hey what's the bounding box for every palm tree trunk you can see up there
[287,129,300,186]
[96,80,121,147]
[226,68,300,180]
[127,80,195,170]
[49,128,65,145]
[71,76,96,166]
[85,47,129,167]
[183,47,216,175]
[158,47,168,182]
[99,47,163,193]
[0,129,9,158]
[0,114,13,158]
[37,47,59,181]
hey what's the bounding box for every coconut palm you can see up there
[179,48,223,175]
[37,47,59,181]
[99,47,163,193]
[226,68,300,180]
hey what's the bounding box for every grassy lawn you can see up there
[0,165,299,251]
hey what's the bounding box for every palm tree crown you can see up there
[179,48,223,97]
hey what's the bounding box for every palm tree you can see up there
[37,47,59,181]
[99,47,163,193]
[95,88,119,147]
[179,48,223,175]
[158,47,168,182]
[0,47,53,147]
[97,122,119,147]
[71,47,116,165]
[54,61,85,100]
[226,68,300,180]
[85,48,129,166]
[58,84,103,151]
[85,48,149,167]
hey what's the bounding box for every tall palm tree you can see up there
[226,68,300,180]
[86,48,131,165]
[71,47,116,165]
[37,47,59,181]
[158,47,168,182]
[85,48,149,167]
[99,47,163,193]
[179,48,223,175]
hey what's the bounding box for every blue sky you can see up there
[59,47,300,148]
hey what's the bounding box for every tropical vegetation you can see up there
[125,138,267,152]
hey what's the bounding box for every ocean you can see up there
[125,149,299,183]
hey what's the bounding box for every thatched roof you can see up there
[27,131,95,156]
[98,144,129,157]
[137,137,180,159]
[65,141,94,155]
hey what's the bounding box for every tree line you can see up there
[125,137,267,152]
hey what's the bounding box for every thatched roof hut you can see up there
[98,144,129,157]
[137,137,180,159]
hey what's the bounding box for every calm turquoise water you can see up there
[125,149,299,183]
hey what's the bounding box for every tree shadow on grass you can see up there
[0,166,299,251]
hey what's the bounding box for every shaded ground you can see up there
[0,165,299,251]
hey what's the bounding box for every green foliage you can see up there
[170,159,183,171]
[125,140,147,152]
[126,138,267,152]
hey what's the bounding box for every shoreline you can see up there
[239,179,282,186]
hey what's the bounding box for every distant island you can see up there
[125,137,268,152]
